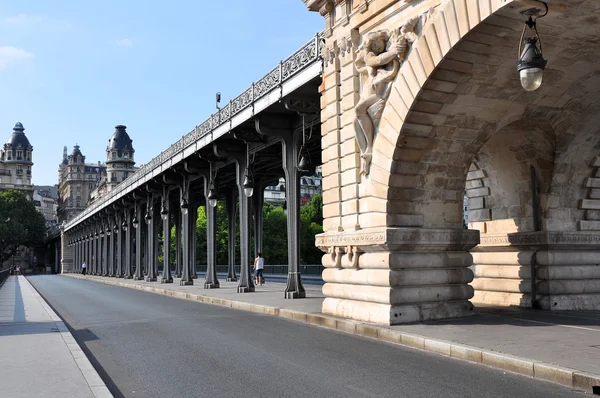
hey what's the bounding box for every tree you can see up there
[299,194,323,264]
[0,190,46,263]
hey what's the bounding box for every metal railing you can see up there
[65,33,324,231]
[0,268,11,288]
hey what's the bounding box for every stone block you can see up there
[424,339,451,356]
[580,199,600,210]
[468,208,491,221]
[323,203,340,218]
[415,37,436,76]
[578,220,600,231]
[466,187,490,198]
[481,352,534,377]
[403,63,421,97]
[468,197,484,209]
[467,169,485,180]
[466,179,483,189]
[584,178,600,188]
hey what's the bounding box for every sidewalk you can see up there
[66,273,600,394]
[0,276,112,398]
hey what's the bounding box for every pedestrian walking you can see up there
[81,262,87,275]
[253,252,264,285]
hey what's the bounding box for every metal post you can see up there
[174,203,182,278]
[115,214,122,277]
[226,189,237,281]
[146,195,157,282]
[236,153,254,293]
[190,201,198,279]
[124,208,133,278]
[180,180,193,286]
[161,191,173,283]
[282,131,306,299]
[205,176,219,288]
[108,217,115,277]
[134,204,144,280]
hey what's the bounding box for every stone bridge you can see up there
[54,0,600,325]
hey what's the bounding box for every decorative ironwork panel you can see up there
[220,103,230,120]
[281,37,319,80]
[198,120,211,138]
[230,87,253,116]
[211,114,220,130]
[254,67,280,99]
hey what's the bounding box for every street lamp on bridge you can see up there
[516,1,548,91]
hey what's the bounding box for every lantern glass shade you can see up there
[145,212,152,224]
[180,199,189,215]
[132,217,139,229]
[519,68,543,91]
[242,172,254,197]
[298,152,311,172]
[161,205,168,220]
[113,224,119,234]
[122,221,127,231]
[516,37,546,92]
[208,188,218,208]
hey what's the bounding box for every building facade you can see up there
[57,125,136,223]
[0,123,34,198]
[264,168,322,207]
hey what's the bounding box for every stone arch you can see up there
[362,0,600,231]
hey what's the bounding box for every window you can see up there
[27,152,31,161]
[16,151,22,160]
[112,152,116,159]
[7,152,12,160]
[123,151,129,159]
[16,178,22,185]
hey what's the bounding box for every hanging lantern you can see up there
[161,204,169,220]
[180,198,189,215]
[516,2,548,91]
[208,187,218,208]
[243,171,254,197]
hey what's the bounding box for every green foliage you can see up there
[299,194,323,265]
[261,203,288,264]
[0,190,46,263]
[187,194,324,267]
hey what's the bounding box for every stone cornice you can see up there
[479,231,600,249]
[316,227,480,252]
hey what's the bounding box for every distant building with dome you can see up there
[0,122,34,199]
[57,125,137,223]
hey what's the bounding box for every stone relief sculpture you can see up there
[354,16,421,176]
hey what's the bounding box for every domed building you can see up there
[0,122,34,199]
[106,125,135,191]
[57,125,137,223]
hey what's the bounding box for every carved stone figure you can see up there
[354,17,420,176]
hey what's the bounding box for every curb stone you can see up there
[26,276,113,398]
[64,274,600,394]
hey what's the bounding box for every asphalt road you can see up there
[28,275,584,398]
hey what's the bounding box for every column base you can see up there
[204,282,220,289]
[124,275,133,279]
[237,286,255,293]
[161,278,173,284]
[226,277,237,282]
[323,298,475,325]
[117,275,124,278]
[133,276,144,281]
[174,273,181,278]
[284,271,305,299]
[192,274,198,279]
[145,276,157,282]
[180,280,194,286]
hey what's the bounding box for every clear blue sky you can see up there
[0,1,323,185]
